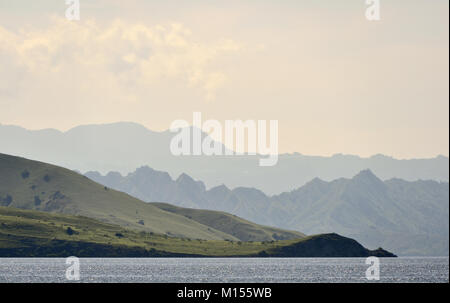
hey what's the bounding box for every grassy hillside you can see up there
[0,153,303,242]
[152,203,304,241]
[0,206,269,256]
[0,206,395,257]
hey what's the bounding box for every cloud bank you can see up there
[0,17,242,116]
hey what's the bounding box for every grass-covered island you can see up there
[0,207,395,257]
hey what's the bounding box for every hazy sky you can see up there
[0,0,448,158]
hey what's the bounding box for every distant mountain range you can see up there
[86,167,450,256]
[0,122,448,195]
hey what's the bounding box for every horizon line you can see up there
[1,121,448,160]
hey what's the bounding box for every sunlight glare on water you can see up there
[0,257,448,283]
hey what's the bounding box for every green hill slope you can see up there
[0,206,395,257]
[152,203,304,241]
[0,153,303,242]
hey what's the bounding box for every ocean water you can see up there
[0,257,448,283]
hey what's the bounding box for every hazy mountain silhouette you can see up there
[86,168,449,256]
[0,122,448,195]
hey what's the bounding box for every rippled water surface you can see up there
[0,257,448,283]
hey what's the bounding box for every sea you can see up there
[0,257,448,283]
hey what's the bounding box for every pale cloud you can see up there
[0,16,242,105]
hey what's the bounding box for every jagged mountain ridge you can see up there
[86,167,449,256]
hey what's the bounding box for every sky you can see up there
[0,0,448,158]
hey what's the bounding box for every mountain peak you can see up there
[351,169,384,185]
[67,122,150,132]
[85,171,102,179]
[370,154,392,160]
[207,184,231,195]
[306,177,326,186]
[232,187,267,200]
[129,166,173,184]
[132,166,159,177]
[176,173,206,192]
[106,171,123,178]
[353,169,377,178]
[176,172,194,182]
